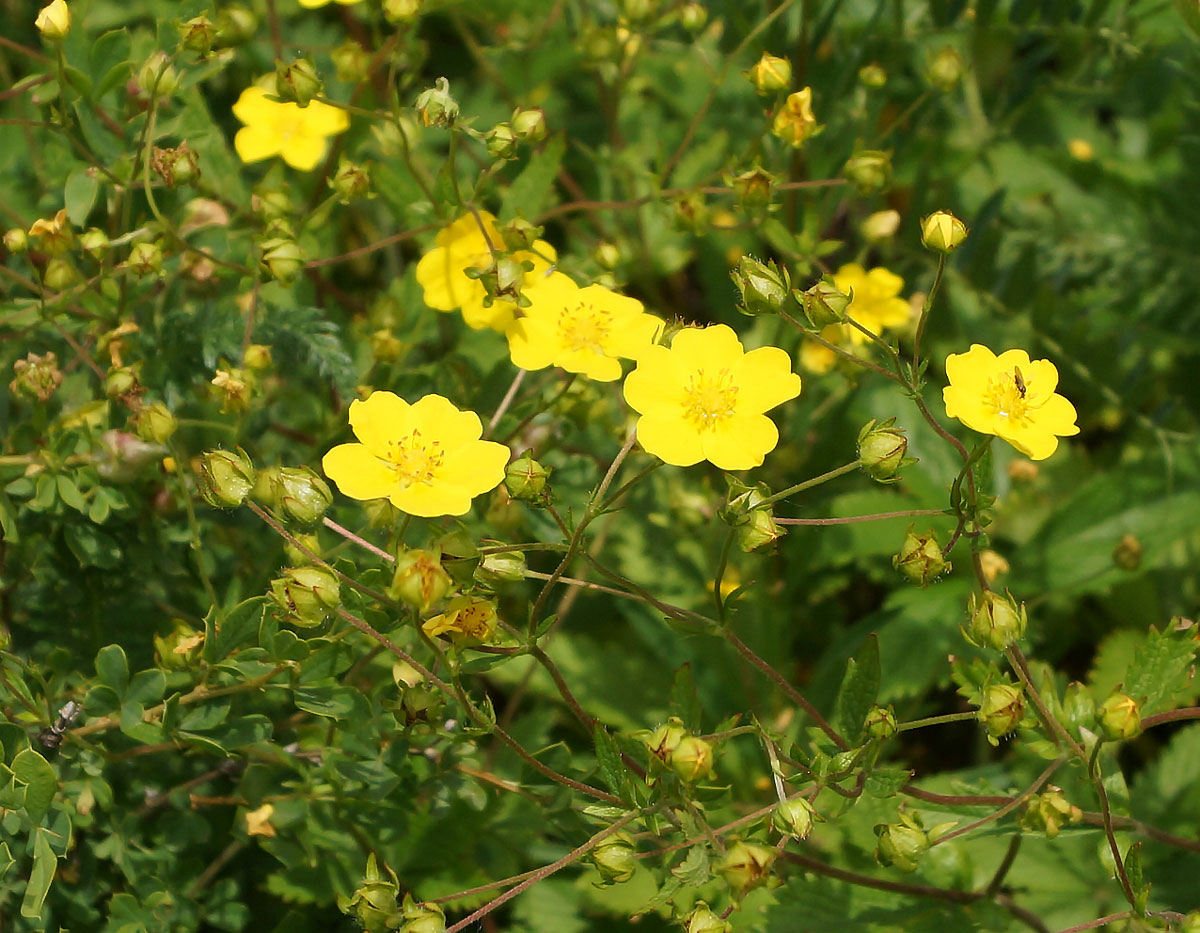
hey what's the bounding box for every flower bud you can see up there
[179,15,217,56]
[745,52,792,94]
[28,210,72,254]
[861,209,901,243]
[865,704,898,739]
[718,841,775,894]
[893,528,949,586]
[388,549,453,613]
[35,0,71,40]
[485,122,518,160]
[965,590,1027,651]
[504,453,551,502]
[384,0,422,23]
[43,257,79,291]
[215,5,257,46]
[732,256,790,317]
[772,87,821,148]
[198,448,256,508]
[772,797,816,839]
[1020,788,1082,839]
[79,228,111,258]
[105,364,142,400]
[737,507,784,553]
[260,238,305,285]
[728,166,775,216]
[501,217,543,250]
[1098,692,1141,741]
[925,46,965,91]
[211,368,253,412]
[243,343,273,371]
[1062,682,1096,736]
[415,77,459,128]
[10,352,63,402]
[1112,533,1142,571]
[858,418,912,483]
[844,150,892,194]
[670,735,714,782]
[593,241,622,270]
[328,158,372,204]
[858,63,887,87]
[153,622,204,670]
[271,466,333,528]
[978,683,1024,744]
[590,831,637,885]
[4,228,28,253]
[337,855,402,933]
[672,192,710,234]
[679,2,707,31]
[798,277,851,329]
[511,107,547,142]
[683,902,730,933]
[421,596,499,645]
[399,893,445,933]
[642,717,686,764]
[874,816,929,872]
[920,211,968,253]
[284,532,321,566]
[137,52,179,100]
[133,401,178,445]
[151,143,200,188]
[127,241,164,277]
[275,58,323,108]
[475,551,527,588]
[331,39,371,83]
[270,565,340,627]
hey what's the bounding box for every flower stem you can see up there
[912,252,948,380]
[758,460,859,507]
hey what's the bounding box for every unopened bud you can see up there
[260,238,305,285]
[270,565,340,628]
[388,549,452,612]
[79,228,110,258]
[642,717,686,764]
[670,735,714,782]
[3,229,28,253]
[683,902,730,933]
[137,53,178,100]
[965,590,1027,651]
[864,704,898,739]
[152,143,200,187]
[732,256,790,317]
[329,158,372,204]
[862,209,901,243]
[504,453,551,502]
[243,343,272,370]
[198,448,256,508]
[485,122,518,160]
[679,2,707,31]
[275,58,323,107]
[35,0,71,40]
[284,532,321,566]
[728,166,775,216]
[331,40,371,83]
[43,257,79,291]
[798,277,850,328]
[718,841,775,894]
[745,52,792,94]
[893,528,949,586]
[415,77,458,128]
[858,418,912,483]
[772,797,816,839]
[874,816,929,872]
[1020,788,1082,839]
[844,150,892,195]
[105,365,141,400]
[475,551,527,588]
[590,832,637,885]
[1098,692,1141,741]
[978,683,1024,744]
[926,46,965,91]
[10,352,63,402]
[179,16,216,56]
[593,241,622,270]
[511,107,546,142]
[271,466,332,528]
[921,211,968,253]
[127,241,164,277]
[133,401,178,445]
[858,63,887,87]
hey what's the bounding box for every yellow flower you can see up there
[35,0,71,39]
[299,0,363,7]
[322,391,510,517]
[771,87,822,148]
[831,263,911,344]
[232,85,349,171]
[422,596,498,644]
[942,344,1079,461]
[1067,138,1095,162]
[415,211,561,331]
[505,277,662,381]
[623,324,801,470]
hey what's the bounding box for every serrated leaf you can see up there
[831,634,880,743]
[500,135,565,221]
[865,766,913,798]
[669,844,711,886]
[11,749,57,822]
[257,306,356,399]
[669,663,701,731]
[592,724,629,800]
[95,644,129,695]
[1122,620,1198,714]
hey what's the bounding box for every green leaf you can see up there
[0,841,13,882]
[592,724,630,800]
[865,766,913,798]
[293,686,365,720]
[669,663,702,732]
[1122,620,1198,714]
[127,669,166,706]
[257,307,357,400]
[11,749,57,822]
[831,634,880,743]
[64,169,99,227]
[20,830,57,920]
[180,714,273,752]
[500,135,565,221]
[64,522,122,568]
[669,844,710,886]
[203,597,265,662]
[0,490,21,543]
[95,644,129,695]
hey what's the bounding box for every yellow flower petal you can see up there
[408,394,484,447]
[668,324,745,371]
[349,391,413,456]
[623,345,689,414]
[634,412,705,466]
[322,443,398,500]
[944,344,995,395]
[438,441,511,494]
[701,414,779,470]
[505,317,558,371]
[391,483,475,518]
[280,135,329,172]
[731,347,801,414]
[233,126,281,164]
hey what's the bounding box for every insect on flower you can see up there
[1013,366,1027,398]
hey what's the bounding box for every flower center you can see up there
[683,369,739,432]
[983,370,1032,423]
[558,300,611,354]
[386,430,444,487]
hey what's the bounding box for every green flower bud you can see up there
[964,590,1027,651]
[731,255,790,317]
[1098,692,1141,741]
[772,797,816,839]
[149,142,199,188]
[331,39,371,83]
[673,192,710,234]
[1019,788,1081,839]
[243,344,273,371]
[35,0,71,40]
[42,257,79,291]
[511,107,547,141]
[843,149,892,195]
[641,717,686,764]
[858,418,912,483]
[270,565,340,628]
[384,0,422,24]
[682,902,730,933]
[670,735,714,782]
[105,364,142,400]
[215,5,257,46]
[3,228,28,253]
[252,186,294,220]
[745,52,792,94]
[336,855,402,933]
[79,228,111,258]
[137,52,178,100]
[500,217,543,250]
[475,551,527,587]
[399,683,441,726]
[271,466,332,528]
[133,401,178,445]
[978,683,1025,744]
[400,893,445,933]
[127,241,164,277]
[859,63,887,87]
[920,211,968,253]
[415,77,459,128]
[798,277,850,329]
[328,158,372,204]
[590,831,637,885]
[728,166,776,216]
[718,841,775,894]
[892,527,950,586]
[283,532,321,566]
[485,122,518,160]
[260,238,305,285]
[864,704,898,739]
[737,507,784,553]
[9,352,62,402]
[593,241,622,270]
[387,549,453,613]
[874,815,929,872]
[925,46,965,91]
[1113,533,1143,571]
[504,453,551,502]
[1062,682,1096,736]
[198,448,256,508]
[679,2,708,31]
[275,58,323,108]
[179,15,216,56]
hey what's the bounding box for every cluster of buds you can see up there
[731,256,791,317]
[772,87,822,148]
[589,831,638,885]
[720,478,784,553]
[421,596,498,646]
[10,352,63,402]
[1098,691,1142,741]
[639,717,715,783]
[269,565,340,628]
[893,528,950,586]
[771,797,818,840]
[388,549,453,613]
[1020,787,1082,839]
[718,841,775,895]
[797,276,851,329]
[977,682,1025,745]
[858,418,915,483]
[151,142,200,187]
[415,77,458,128]
[963,590,1027,651]
[337,856,431,933]
[504,452,552,505]
[275,58,323,107]
[921,211,968,253]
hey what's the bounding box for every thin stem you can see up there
[897,711,978,732]
[322,516,394,563]
[930,757,1064,847]
[1053,912,1132,933]
[912,253,948,379]
[758,461,861,507]
[779,508,948,526]
[486,368,527,436]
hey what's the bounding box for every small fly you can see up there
[1013,366,1027,398]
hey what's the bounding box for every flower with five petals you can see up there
[232,84,349,171]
